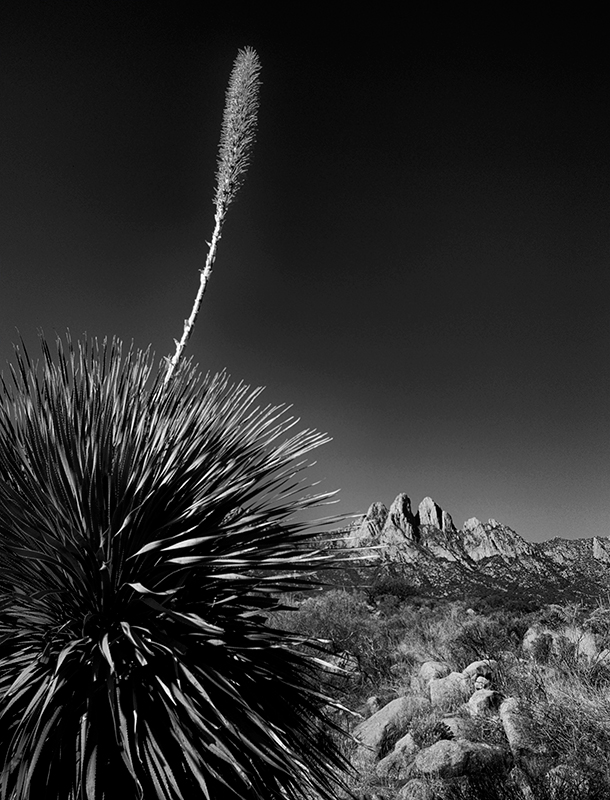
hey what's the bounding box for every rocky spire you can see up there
[352,501,389,544]
[380,493,418,544]
[593,537,610,562]
[418,496,455,532]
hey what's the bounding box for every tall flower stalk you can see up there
[165,47,261,383]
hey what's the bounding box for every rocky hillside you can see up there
[341,493,610,603]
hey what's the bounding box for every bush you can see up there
[270,589,413,695]
[365,575,416,605]
[531,633,554,665]
[440,611,527,665]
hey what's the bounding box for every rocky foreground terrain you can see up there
[338,493,610,603]
[349,644,601,799]
[285,587,610,799]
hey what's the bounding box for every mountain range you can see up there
[337,493,610,604]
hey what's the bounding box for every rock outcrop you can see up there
[347,647,596,800]
[418,496,455,533]
[429,672,471,709]
[593,536,610,562]
[406,738,512,779]
[353,695,430,764]
[419,661,452,685]
[381,493,417,542]
[467,689,503,716]
[353,501,388,544]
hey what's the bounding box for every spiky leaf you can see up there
[0,333,350,800]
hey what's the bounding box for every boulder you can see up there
[462,659,498,681]
[364,692,397,717]
[419,660,452,684]
[500,697,553,775]
[394,731,418,755]
[561,625,598,660]
[499,697,532,754]
[522,625,550,653]
[439,715,475,740]
[407,738,512,779]
[596,647,610,665]
[508,766,536,800]
[399,779,438,800]
[467,689,503,716]
[523,625,599,662]
[353,695,430,763]
[365,696,383,716]
[375,732,419,780]
[429,671,471,709]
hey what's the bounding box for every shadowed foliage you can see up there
[0,334,351,800]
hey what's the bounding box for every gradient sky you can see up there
[0,8,608,542]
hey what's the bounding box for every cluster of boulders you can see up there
[351,655,587,799]
[522,621,610,664]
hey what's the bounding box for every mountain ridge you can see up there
[339,493,610,603]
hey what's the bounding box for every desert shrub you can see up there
[472,592,541,615]
[403,594,439,611]
[374,593,403,615]
[584,604,610,645]
[515,694,610,792]
[272,590,372,652]
[537,602,585,631]
[445,619,492,662]
[580,659,610,691]
[531,632,554,665]
[443,613,524,665]
[411,718,455,749]
[365,574,417,605]
[383,600,530,676]
[555,635,579,667]
[466,713,509,750]
[270,589,413,694]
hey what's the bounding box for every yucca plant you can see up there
[0,336,350,800]
[0,47,352,800]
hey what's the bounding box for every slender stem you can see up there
[164,207,225,383]
[164,47,260,383]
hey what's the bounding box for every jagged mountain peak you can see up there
[418,496,455,532]
[593,537,610,563]
[344,492,610,603]
[460,517,534,562]
[380,493,417,545]
[351,501,389,544]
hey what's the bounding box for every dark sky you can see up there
[1,7,609,542]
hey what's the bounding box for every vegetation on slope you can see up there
[270,587,610,799]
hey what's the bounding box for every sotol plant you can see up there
[0,50,351,799]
